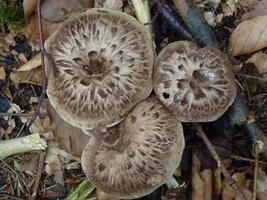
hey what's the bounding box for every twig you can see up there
[172,0,217,46]
[0,133,47,160]
[252,141,261,200]
[232,155,267,165]
[0,112,47,117]
[151,0,194,41]
[196,126,248,200]
[0,192,24,200]
[27,0,48,130]
[31,151,45,200]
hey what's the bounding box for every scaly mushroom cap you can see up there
[45,8,154,129]
[154,41,237,122]
[81,96,184,199]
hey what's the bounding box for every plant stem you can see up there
[131,0,152,34]
[0,133,47,160]
[65,179,95,200]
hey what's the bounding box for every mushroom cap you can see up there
[45,8,154,129]
[81,96,184,199]
[154,41,237,122]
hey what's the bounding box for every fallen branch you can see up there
[0,133,47,160]
[151,0,194,41]
[172,0,217,46]
[196,126,248,200]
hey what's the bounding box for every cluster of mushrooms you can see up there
[44,8,237,199]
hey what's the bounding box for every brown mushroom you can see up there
[154,41,237,122]
[81,96,185,199]
[45,8,154,131]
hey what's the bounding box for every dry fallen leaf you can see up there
[241,0,267,20]
[191,154,204,200]
[17,53,41,71]
[10,67,42,85]
[0,67,6,80]
[46,102,89,157]
[246,52,267,74]
[23,0,37,18]
[21,14,62,48]
[229,15,267,56]
[41,0,87,22]
[95,0,123,10]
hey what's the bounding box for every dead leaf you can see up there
[21,14,62,48]
[17,53,41,71]
[246,52,267,74]
[0,67,6,80]
[96,189,119,200]
[14,153,39,175]
[45,146,80,177]
[23,0,37,18]
[200,169,212,200]
[241,0,267,20]
[41,0,85,22]
[213,168,222,196]
[46,102,89,157]
[95,0,123,10]
[192,154,204,200]
[10,67,42,85]
[229,15,267,56]
[257,170,267,192]
[204,11,216,27]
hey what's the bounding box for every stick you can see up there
[151,0,194,41]
[252,141,261,200]
[172,0,217,46]
[196,126,248,200]
[27,0,48,130]
[0,133,47,160]
[31,151,45,200]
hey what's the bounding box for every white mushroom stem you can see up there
[131,0,152,34]
[0,133,47,160]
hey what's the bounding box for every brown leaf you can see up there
[95,0,123,10]
[17,53,41,71]
[21,14,62,48]
[200,169,212,200]
[213,168,222,196]
[0,67,6,80]
[246,52,267,74]
[23,0,37,18]
[10,67,42,85]
[229,15,267,56]
[192,154,205,200]
[46,102,89,157]
[41,0,93,22]
[241,0,267,20]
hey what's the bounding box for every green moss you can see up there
[0,0,25,31]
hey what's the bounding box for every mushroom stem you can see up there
[0,134,47,160]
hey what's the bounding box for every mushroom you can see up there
[154,41,237,122]
[81,96,185,199]
[45,8,154,131]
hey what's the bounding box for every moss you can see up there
[0,0,25,31]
